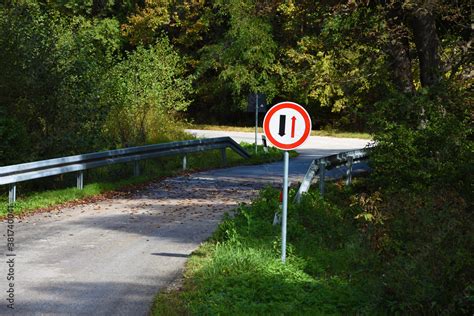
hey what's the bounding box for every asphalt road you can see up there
[186,129,371,184]
[1,130,370,315]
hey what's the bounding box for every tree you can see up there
[121,0,212,50]
[99,38,193,147]
[0,2,122,161]
[384,1,415,93]
[381,0,441,89]
[409,4,441,87]
[382,0,471,90]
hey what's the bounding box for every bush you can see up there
[0,111,31,165]
[377,188,473,313]
[368,84,472,195]
[0,3,193,163]
[0,3,122,161]
[99,38,193,147]
[362,83,473,313]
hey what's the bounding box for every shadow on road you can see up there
[152,252,189,258]
[17,279,172,315]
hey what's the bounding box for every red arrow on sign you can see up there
[291,116,296,138]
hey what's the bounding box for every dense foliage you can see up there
[0,1,192,164]
[0,1,472,313]
[99,38,192,147]
[1,0,471,162]
[362,83,473,313]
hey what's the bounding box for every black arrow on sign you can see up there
[279,115,286,136]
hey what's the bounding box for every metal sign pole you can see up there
[281,151,289,263]
[255,93,258,155]
[262,101,311,264]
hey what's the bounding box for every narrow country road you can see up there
[1,131,370,315]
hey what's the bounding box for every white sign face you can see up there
[263,102,312,150]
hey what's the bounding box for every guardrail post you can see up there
[295,160,318,203]
[345,156,353,186]
[8,184,16,204]
[182,155,187,171]
[262,135,268,153]
[76,171,84,190]
[133,161,140,176]
[318,160,326,196]
[221,148,227,165]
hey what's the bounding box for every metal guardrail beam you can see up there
[1,137,250,203]
[295,148,371,202]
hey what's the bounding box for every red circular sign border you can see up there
[263,102,312,150]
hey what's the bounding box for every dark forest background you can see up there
[0,2,472,312]
[0,0,471,164]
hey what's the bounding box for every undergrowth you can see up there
[152,184,382,315]
[153,177,472,314]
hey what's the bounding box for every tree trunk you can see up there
[410,6,441,88]
[385,3,415,93]
[386,28,415,93]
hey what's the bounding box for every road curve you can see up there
[1,130,370,315]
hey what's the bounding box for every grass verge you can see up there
[187,123,372,139]
[152,183,383,315]
[0,143,294,216]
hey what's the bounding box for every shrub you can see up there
[368,83,472,196]
[363,83,473,313]
[0,3,122,160]
[0,111,31,165]
[100,38,193,147]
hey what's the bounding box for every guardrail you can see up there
[295,148,371,202]
[1,137,250,204]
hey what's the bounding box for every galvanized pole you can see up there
[255,93,258,155]
[261,135,268,153]
[182,155,187,171]
[319,160,326,196]
[133,161,140,177]
[8,184,16,205]
[281,151,289,263]
[345,156,353,186]
[221,147,227,166]
[76,171,84,190]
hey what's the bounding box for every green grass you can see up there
[187,123,372,139]
[1,143,294,216]
[152,184,383,315]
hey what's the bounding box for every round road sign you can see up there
[263,101,312,150]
